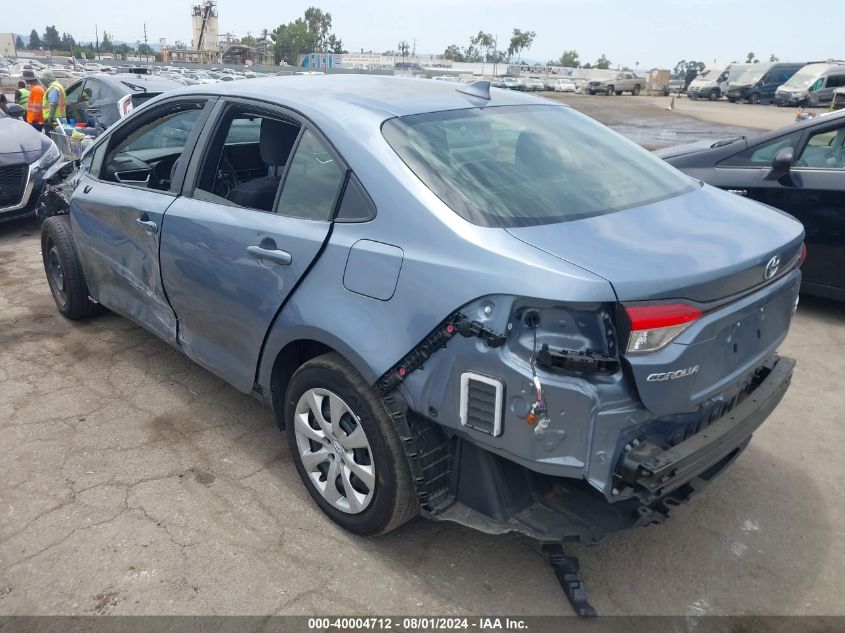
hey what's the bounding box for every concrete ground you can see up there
[1,100,844,617]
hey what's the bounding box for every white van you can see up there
[688,63,752,101]
[774,62,845,107]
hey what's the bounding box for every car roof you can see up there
[88,73,186,93]
[176,73,556,120]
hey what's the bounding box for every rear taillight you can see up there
[625,303,703,354]
[800,243,807,265]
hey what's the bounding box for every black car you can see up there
[0,106,63,223]
[658,111,845,300]
[64,73,185,128]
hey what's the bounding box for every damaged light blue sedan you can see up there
[41,75,803,545]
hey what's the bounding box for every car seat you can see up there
[226,118,300,211]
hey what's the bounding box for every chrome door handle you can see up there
[247,245,292,266]
[727,188,748,196]
[136,218,158,233]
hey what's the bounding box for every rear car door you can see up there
[745,120,845,298]
[62,80,86,123]
[159,100,347,392]
[71,97,214,344]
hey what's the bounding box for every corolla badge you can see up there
[646,365,700,382]
[764,255,781,280]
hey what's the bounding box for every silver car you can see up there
[41,75,802,552]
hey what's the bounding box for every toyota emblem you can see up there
[764,255,780,280]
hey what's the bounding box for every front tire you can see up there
[606,85,614,95]
[749,93,760,104]
[285,353,418,536]
[41,216,102,320]
[708,89,720,101]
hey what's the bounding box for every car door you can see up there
[744,120,845,297]
[159,100,347,392]
[71,97,215,345]
[749,119,845,297]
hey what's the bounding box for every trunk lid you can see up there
[505,185,803,303]
[507,185,804,416]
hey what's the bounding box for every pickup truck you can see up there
[587,72,642,95]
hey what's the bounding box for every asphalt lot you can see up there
[1,100,844,617]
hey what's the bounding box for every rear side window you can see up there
[382,104,695,228]
[828,74,845,89]
[276,130,346,221]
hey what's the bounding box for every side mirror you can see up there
[5,103,25,119]
[770,146,794,177]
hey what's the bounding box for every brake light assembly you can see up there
[625,303,703,354]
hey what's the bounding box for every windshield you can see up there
[697,66,724,80]
[382,105,696,228]
[783,67,825,89]
[734,67,769,84]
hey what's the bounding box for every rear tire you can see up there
[632,84,641,96]
[41,216,103,320]
[285,353,418,536]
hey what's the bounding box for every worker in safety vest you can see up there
[41,71,67,130]
[26,78,46,130]
[15,81,30,108]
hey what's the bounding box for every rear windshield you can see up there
[382,104,695,228]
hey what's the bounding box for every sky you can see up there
[10,0,842,69]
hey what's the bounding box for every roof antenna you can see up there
[457,80,491,100]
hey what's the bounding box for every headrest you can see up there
[260,118,300,167]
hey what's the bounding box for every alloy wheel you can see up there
[293,388,376,514]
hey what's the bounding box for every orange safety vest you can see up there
[26,84,45,124]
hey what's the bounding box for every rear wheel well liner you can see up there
[269,339,334,428]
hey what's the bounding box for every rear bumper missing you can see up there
[424,355,795,544]
[615,355,794,503]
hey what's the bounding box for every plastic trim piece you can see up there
[459,372,504,437]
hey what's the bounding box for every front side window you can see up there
[718,131,803,168]
[100,101,205,191]
[382,104,695,228]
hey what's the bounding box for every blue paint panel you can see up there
[343,239,404,301]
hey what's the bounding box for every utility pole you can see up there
[95,24,100,60]
[143,23,149,62]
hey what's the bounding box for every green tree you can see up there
[15,35,25,51]
[507,28,535,62]
[240,33,257,47]
[673,59,705,77]
[61,32,75,53]
[137,43,154,56]
[42,25,61,50]
[558,49,580,68]
[271,7,342,64]
[271,19,314,65]
[304,6,332,52]
[100,30,113,53]
[769,53,779,62]
[582,62,593,69]
[326,33,344,54]
[470,31,495,64]
[398,40,410,64]
[746,52,759,63]
[28,29,42,49]
[595,53,611,69]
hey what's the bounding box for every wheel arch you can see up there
[260,329,377,429]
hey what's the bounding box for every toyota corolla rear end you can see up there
[379,97,803,542]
